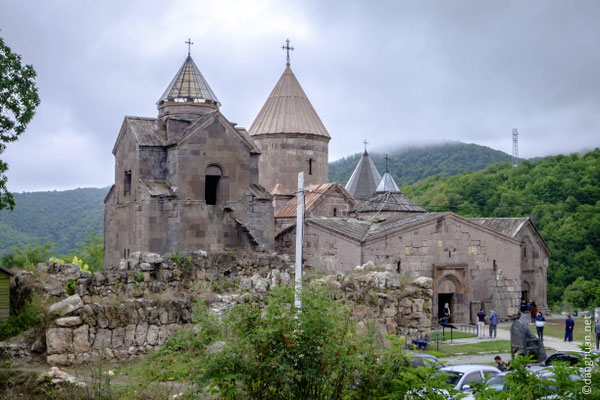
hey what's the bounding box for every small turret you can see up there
[157,45,220,120]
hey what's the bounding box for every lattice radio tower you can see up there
[512,128,519,167]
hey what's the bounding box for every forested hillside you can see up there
[0,187,109,255]
[402,149,600,308]
[329,142,514,186]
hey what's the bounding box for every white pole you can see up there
[295,172,304,309]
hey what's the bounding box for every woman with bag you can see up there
[535,311,546,340]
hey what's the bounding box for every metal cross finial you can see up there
[363,140,369,152]
[385,154,389,173]
[185,38,194,56]
[282,38,294,66]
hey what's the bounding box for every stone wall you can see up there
[41,251,432,366]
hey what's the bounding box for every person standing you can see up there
[564,313,575,342]
[477,308,486,339]
[444,303,451,325]
[535,311,546,340]
[530,301,538,323]
[489,309,498,338]
[595,318,600,350]
[520,299,528,314]
[527,300,532,313]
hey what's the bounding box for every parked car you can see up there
[410,353,446,369]
[439,365,501,392]
[544,352,581,367]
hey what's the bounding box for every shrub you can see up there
[0,296,46,340]
[65,279,77,296]
[0,242,54,270]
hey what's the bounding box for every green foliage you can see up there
[563,277,600,310]
[0,37,41,211]
[0,296,45,340]
[65,233,104,272]
[403,149,600,308]
[0,241,54,269]
[65,279,76,296]
[329,142,513,186]
[0,187,108,256]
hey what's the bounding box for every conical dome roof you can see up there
[157,55,220,105]
[249,66,330,138]
[375,172,400,192]
[345,150,382,201]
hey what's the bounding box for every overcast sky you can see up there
[1,0,599,192]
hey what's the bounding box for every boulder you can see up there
[73,325,90,353]
[46,328,73,354]
[411,276,433,289]
[48,295,84,317]
[141,252,163,264]
[93,329,112,350]
[251,273,269,293]
[55,316,83,327]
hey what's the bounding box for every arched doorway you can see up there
[438,277,457,324]
[521,281,530,302]
[205,165,223,205]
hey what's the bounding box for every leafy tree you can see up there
[0,37,40,210]
[0,241,54,269]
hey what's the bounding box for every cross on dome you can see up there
[282,39,294,66]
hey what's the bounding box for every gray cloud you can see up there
[1,0,598,191]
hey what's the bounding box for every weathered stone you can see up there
[158,308,168,325]
[46,328,73,354]
[73,325,90,353]
[411,276,433,289]
[93,328,112,350]
[119,259,128,271]
[112,327,125,349]
[140,263,153,271]
[135,323,148,346]
[124,325,136,347]
[146,325,160,345]
[0,343,31,360]
[31,336,47,353]
[104,305,120,329]
[48,295,84,316]
[47,354,70,366]
[251,273,269,293]
[141,252,163,264]
[56,316,83,327]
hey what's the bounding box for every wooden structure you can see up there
[0,266,14,324]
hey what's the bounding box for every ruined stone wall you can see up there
[41,251,431,366]
[253,134,329,193]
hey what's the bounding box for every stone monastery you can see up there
[105,44,549,324]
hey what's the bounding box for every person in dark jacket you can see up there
[520,299,528,314]
[443,303,451,325]
[535,311,546,340]
[494,356,508,372]
[527,300,532,312]
[477,309,486,339]
[530,302,538,323]
[596,318,600,350]
[564,313,575,342]
[489,309,498,338]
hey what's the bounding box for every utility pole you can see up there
[294,172,304,309]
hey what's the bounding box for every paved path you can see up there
[439,320,593,365]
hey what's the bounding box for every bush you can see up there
[0,297,45,340]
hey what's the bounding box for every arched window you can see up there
[308,158,313,175]
[205,165,223,205]
[397,260,401,273]
[333,207,337,217]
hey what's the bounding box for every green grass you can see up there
[541,317,588,342]
[435,340,511,357]
[430,331,477,341]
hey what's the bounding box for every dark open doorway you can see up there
[521,290,528,302]
[438,293,453,323]
[205,175,220,205]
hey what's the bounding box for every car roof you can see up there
[440,365,500,373]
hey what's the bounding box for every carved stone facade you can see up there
[276,212,550,324]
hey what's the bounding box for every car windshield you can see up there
[444,371,464,385]
[487,374,505,390]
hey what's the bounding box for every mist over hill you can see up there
[329,142,514,186]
